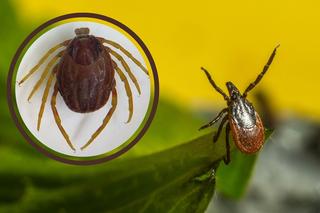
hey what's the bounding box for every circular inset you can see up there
[7,13,159,165]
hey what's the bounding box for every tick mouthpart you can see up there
[226,81,241,99]
[75,28,90,36]
[226,81,236,93]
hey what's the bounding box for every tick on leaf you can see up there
[18,27,148,151]
[199,45,279,164]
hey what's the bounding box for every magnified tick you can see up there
[18,27,148,151]
[199,45,279,164]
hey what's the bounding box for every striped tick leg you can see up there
[80,87,118,150]
[51,82,76,151]
[112,60,133,123]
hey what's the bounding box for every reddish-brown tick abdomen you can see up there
[57,35,115,113]
[229,112,265,154]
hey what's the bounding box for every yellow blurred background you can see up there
[12,0,320,118]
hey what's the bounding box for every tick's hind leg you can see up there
[243,45,279,97]
[199,108,228,130]
[81,87,118,150]
[18,41,69,85]
[112,60,133,123]
[51,82,75,151]
[224,123,231,164]
[98,37,148,75]
[105,47,141,94]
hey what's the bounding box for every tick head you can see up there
[75,28,90,37]
[226,81,241,100]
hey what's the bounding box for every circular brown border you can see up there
[6,13,159,165]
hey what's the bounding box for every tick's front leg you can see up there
[243,45,279,97]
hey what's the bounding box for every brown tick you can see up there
[200,45,279,164]
[18,27,148,151]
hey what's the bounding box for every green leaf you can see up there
[0,129,273,212]
[216,149,258,199]
[0,133,222,213]
[216,129,274,199]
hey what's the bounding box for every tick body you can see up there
[227,82,265,154]
[58,28,115,112]
[200,45,279,164]
[18,27,148,151]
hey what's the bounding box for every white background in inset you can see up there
[15,21,151,157]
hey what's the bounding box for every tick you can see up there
[18,27,148,151]
[199,45,279,164]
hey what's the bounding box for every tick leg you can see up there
[112,60,133,123]
[243,45,280,97]
[224,123,231,164]
[37,64,58,131]
[199,108,228,130]
[51,82,75,151]
[98,37,148,75]
[18,40,69,85]
[105,46,141,95]
[81,87,118,150]
[213,115,228,143]
[27,51,63,101]
[201,67,229,102]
